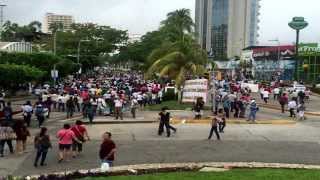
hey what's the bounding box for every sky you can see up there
[2,0,320,45]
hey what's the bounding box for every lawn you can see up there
[82,169,320,180]
[145,100,212,111]
[145,100,193,111]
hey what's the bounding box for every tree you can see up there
[147,37,208,88]
[0,64,45,90]
[146,9,207,88]
[1,20,44,42]
[160,8,194,42]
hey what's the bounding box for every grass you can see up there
[144,100,193,111]
[82,168,320,180]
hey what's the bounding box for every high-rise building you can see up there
[195,0,260,59]
[42,13,75,34]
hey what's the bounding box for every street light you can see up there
[269,38,280,61]
[288,17,308,81]
[77,39,90,74]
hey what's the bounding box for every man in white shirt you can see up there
[262,90,270,104]
[288,99,297,118]
[114,97,123,120]
[273,87,280,100]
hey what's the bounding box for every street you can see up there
[1,107,319,176]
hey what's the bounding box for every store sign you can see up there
[299,43,320,55]
[182,79,208,103]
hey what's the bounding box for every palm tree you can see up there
[147,9,207,88]
[146,36,207,88]
[160,8,194,42]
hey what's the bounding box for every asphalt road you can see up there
[9,120,320,176]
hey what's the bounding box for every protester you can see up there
[34,127,52,167]
[248,99,259,122]
[114,97,123,120]
[13,120,30,154]
[130,97,139,119]
[71,120,90,157]
[22,101,33,127]
[56,124,82,163]
[288,98,297,118]
[273,87,280,100]
[208,117,220,140]
[194,97,205,119]
[297,101,306,121]
[66,96,75,118]
[279,93,288,113]
[35,103,45,128]
[99,132,116,167]
[0,90,5,110]
[158,107,177,137]
[86,102,95,124]
[0,122,15,157]
[3,102,13,122]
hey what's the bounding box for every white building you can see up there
[42,13,75,34]
[0,42,32,53]
[195,0,261,59]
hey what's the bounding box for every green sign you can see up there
[299,43,320,55]
[289,17,308,30]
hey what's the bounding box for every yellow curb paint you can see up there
[171,118,296,125]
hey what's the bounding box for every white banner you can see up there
[182,79,208,103]
[241,83,259,93]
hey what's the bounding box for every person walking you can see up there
[99,132,116,167]
[71,120,90,158]
[35,103,45,128]
[66,97,75,119]
[22,101,33,127]
[0,122,15,157]
[13,120,30,154]
[158,107,177,137]
[297,101,306,121]
[273,87,280,100]
[279,93,288,113]
[33,127,52,167]
[3,102,13,123]
[216,109,226,133]
[193,97,205,119]
[248,99,259,123]
[222,97,231,119]
[34,127,52,167]
[130,97,138,119]
[208,117,220,140]
[262,89,270,104]
[56,124,82,163]
[288,98,297,118]
[86,103,95,124]
[114,97,123,120]
[0,90,5,110]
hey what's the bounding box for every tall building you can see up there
[42,13,75,34]
[195,0,260,59]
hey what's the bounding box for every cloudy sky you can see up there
[2,0,320,45]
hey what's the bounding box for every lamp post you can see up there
[288,17,308,81]
[77,39,90,74]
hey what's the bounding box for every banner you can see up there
[182,79,208,103]
[241,83,259,93]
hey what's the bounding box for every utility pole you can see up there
[0,3,7,41]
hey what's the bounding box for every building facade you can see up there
[42,13,75,34]
[195,0,260,59]
[0,42,32,53]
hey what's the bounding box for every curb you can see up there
[258,103,320,116]
[23,162,320,179]
[171,118,296,125]
[83,120,157,125]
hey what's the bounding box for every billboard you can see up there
[182,79,208,103]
